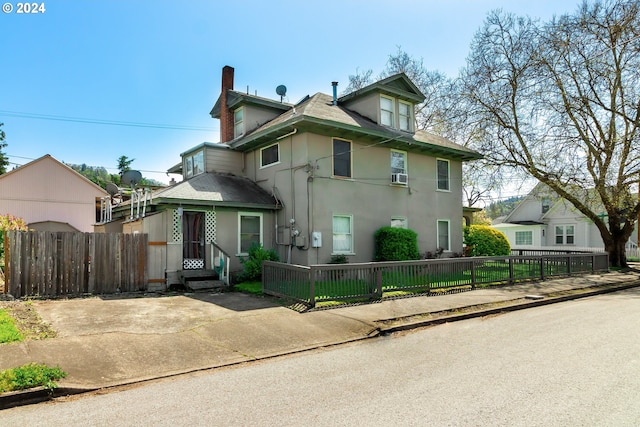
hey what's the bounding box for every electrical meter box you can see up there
[311,231,322,248]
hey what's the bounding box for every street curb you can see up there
[0,386,93,410]
[2,280,638,410]
[377,281,640,335]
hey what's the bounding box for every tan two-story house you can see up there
[103,66,481,289]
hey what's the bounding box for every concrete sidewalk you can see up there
[1,267,640,408]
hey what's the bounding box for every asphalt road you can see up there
[2,288,640,426]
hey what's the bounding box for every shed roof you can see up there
[152,172,278,209]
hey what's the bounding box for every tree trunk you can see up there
[604,237,628,268]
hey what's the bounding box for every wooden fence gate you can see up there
[4,230,148,297]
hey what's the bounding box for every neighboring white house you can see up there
[0,154,107,232]
[492,184,638,254]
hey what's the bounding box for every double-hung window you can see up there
[437,158,450,191]
[390,149,407,175]
[234,107,244,139]
[380,96,394,127]
[333,138,351,178]
[260,143,280,168]
[437,219,450,251]
[333,215,353,254]
[398,101,412,131]
[238,212,263,255]
[555,225,575,245]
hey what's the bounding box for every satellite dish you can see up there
[276,85,287,101]
[121,170,142,187]
[106,183,119,196]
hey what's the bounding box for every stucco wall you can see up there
[245,131,465,265]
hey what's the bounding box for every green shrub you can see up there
[374,226,420,261]
[328,254,348,264]
[463,225,511,256]
[0,363,67,392]
[0,309,23,344]
[238,243,279,282]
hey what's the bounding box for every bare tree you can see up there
[344,49,498,207]
[461,1,640,266]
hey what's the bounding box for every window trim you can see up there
[237,211,263,256]
[332,214,354,255]
[332,138,352,178]
[260,142,280,168]
[436,158,450,192]
[234,107,244,139]
[437,219,451,252]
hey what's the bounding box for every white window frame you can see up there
[332,214,354,255]
[515,230,533,245]
[234,107,244,139]
[391,217,407,229]
[436,158,450,191]
[555,225,575,245]
[398,100,413,132]
[390,149,407,175]
[380,95,395,127]
[437,219,451,252]
[238,212,263,255]
[260,142,280,168]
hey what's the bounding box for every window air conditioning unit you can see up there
[391,173,408,185]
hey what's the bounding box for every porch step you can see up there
[181,269,217,280]
[185,279,225,292]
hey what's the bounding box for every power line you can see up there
[0,110,217,132]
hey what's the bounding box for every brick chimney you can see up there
[220,65,235,143]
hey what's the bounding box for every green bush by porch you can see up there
[374,227,420,261]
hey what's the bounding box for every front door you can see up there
[183,211,205,270]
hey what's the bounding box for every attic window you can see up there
[399,101,412,131]
[542,198,551,213]
[234,107,244,139]
[380,96,394,127]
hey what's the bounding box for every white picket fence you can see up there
[510,243,639,260]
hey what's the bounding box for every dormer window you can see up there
[184,150,204,179]
[399,101,412,131]
[380,96,394,127]
[234,107,244,139]
[379,95,414,132]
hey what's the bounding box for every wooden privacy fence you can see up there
[5,230,147,297]
[263,252,610,308]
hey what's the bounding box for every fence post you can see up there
[567,256,572,275]
[375,265,383,299]
[309,266,316,308]
[470,260,476,290]
[540,257,545,281]
[508,257,514,284]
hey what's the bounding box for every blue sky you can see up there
[1,0,579,184]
